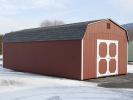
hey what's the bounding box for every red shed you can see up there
[3,19,128,80]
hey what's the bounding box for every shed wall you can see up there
[83,20,127,79]
[3,40,82,79]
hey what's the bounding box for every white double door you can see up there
[97,39,118,77]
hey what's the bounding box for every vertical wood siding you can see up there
[3,40,82,80]
[83,20,127,79]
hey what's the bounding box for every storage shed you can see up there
[3,19,128,80]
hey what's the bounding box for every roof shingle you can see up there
[3,20,99,43]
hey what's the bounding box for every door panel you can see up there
[97,39,118,77]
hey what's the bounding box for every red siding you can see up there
[3,40,82,80]
[83,20,127,79]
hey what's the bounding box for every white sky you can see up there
[0,0,133,34]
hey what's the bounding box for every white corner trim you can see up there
[81,39,84,80]
[86,19,107,28]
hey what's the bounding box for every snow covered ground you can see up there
[0,56,133,100]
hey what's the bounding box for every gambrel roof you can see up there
[3,19,128,43]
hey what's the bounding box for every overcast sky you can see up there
[0,0,133,34]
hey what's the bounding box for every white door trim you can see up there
[97,39,118,77]
[81,39,84,80]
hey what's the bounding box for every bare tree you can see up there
[40,20,65,27]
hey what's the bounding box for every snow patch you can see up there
[128,64,133,73]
